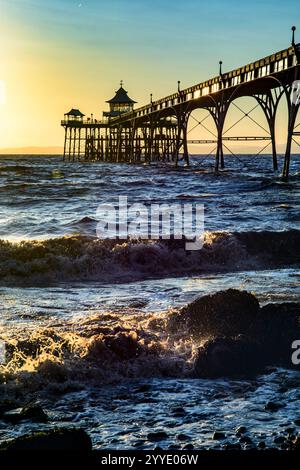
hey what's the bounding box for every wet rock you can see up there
[194,336,264,378]
[274,436,286,445]
[239,435,252,444]
[293,434,300,450]
[285,427,295,434]
[171,407,186,417]
[256,303,300,366]
[133,384,151,393]
[147,431,168,442]
[3,404,48,424]
[88,331,142,360]
[213,431,226,440]
[171,289,260,338]
[265,401,285,412]
[257,441,266,449]
[222,443,241,450]
[182,443,194,450]
[294,419,300,426]
[235,426,247,434]
[37,360,67,382]
[0,401,18,418]
[176,433,190,441]
[0,428,92,451]
[174,289,300,376]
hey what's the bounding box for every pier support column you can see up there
[282,100,299,180]
[254,90,285,172]
[209,101,228,172]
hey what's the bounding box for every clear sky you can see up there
[0,0,299,150]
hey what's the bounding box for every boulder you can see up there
[0,428,92,451]
[3,404,48,424]
[193,336,265,378]
[170,289,260,338]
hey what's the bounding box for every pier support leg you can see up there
[282,102,299,181]
[254,90,285,172]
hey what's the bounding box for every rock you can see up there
[265,401,284,412]
[274,436,286,445]
[171,407,186,417]
[171,289,300,375]
[88,331,142,360]
[177,433,189,441]
[147,431,168,441]
[293,434,300,450]
[239,435,252,444]
[170,289,260,338]
[193,336,264,378]
[222,443,241,450]
[0,401,18,418]
[133,384,151,393]
[235,426,247,434]
[182,443,194,450]
[213,431,226,440]
[285,427,295,434]
[0,428,92,451]
[294,419,300,426]
[3,404,48,424]
[256,303,300,366]
[37,360,67,382]
[257,441,266,449]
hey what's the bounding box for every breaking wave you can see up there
[0,230,299,285]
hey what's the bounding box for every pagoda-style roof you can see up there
[65,108,85,117]
[106,86,137,104]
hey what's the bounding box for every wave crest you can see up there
[0,230,299,285]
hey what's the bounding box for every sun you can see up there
[0,80,6,105]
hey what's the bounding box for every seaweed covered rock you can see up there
[193,336,264,378]
[0,428,92,451]
[171,289,260,338]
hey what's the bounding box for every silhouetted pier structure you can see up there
[61,27,300,179]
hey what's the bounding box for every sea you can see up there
[0,153,299,450]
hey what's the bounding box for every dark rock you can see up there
[147,431,168,442]
[293,434,300,450]
[173,289,300,376]
[256,303,300,366]
[265,401,284,412]
[0,428,92,451]
[222,443,241,450]
[274,436,286,445]
[236,426,247,434]
[170,289,260,338]
[182,443,194,450]
[213,431,226,440]
[294,419,300,426]
[37,360,67,382]
[239,435,252,444]
[285,427,295,434]
[257,441,266,449]
[3,404,48,424]
[177,433,189,441]
[134,384,151,393]
[171,407,186,417]
[194,336,264,378]
[0,401,18,418]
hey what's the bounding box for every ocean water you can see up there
[0,154,299,450]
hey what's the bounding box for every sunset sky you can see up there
[0,0,299,151]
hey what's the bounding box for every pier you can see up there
[61,27,300,179]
